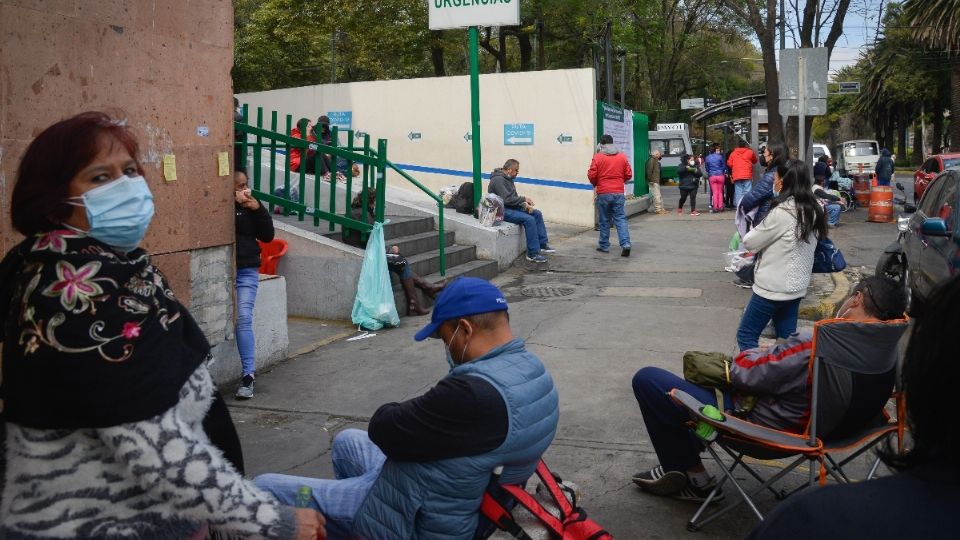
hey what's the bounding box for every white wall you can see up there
[238,69,599,226]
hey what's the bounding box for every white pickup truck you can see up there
[835,139,880,174]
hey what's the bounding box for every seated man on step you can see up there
[488,159,555,264]
[254,278,560,540]
[629,276,906,503]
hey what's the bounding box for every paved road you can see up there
[230,184,902,539]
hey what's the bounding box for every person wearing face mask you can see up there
[254,277,560,540]
[631,276,907,504]
[233,169,275,399]
[0,112,324,540]
[677,153,704,216]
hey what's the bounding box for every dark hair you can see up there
[817,155,829,163]
[771,159,826,242]
[882,275,960,470]
[737,140,747,148]
[600,134,614,145]
[503,159,519,170]
[765,139,789,171]
[712,143,721,152]
[11,111,143,236]
[443,309,509,332]
[351,187,377,209]
[850,276,907,321]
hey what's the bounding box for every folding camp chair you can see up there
[670,318,909,532]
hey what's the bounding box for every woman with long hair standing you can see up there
[736,159,827,351]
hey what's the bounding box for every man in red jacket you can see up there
[727,140,758,207]
[588,134,633,257]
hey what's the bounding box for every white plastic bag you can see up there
[723,250,754,272]
[477,193,505,227]
[439,184,460,206]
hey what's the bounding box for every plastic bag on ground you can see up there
[351,222,400,330]
[439,184,460,206]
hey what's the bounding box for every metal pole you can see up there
[780,0,786,50]
[798,56,806,164]
[604,21,614,104]
[470,26,482,207]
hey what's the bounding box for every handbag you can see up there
[813,237,846,273]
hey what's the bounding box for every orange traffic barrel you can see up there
[853,175,872,207]
[868,185,894,223]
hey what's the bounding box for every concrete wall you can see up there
[237,69,600,226]
[0,1,237,347]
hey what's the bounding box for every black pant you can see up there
[678,188,697,211]
[724,178,735,207]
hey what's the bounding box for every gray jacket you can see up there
[488,169,526,210]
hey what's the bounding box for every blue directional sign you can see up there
[326,111,352,130]
[504,123,534,146]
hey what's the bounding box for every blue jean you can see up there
[734,179,753,207]
[825,203,841,225]
[235,267,259,376]
[632,367,733,472]
[736,292,802,351]
[254,429,386,540]
[596,193,631,250]
[503,207,549,257]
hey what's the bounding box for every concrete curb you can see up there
[798,271,851,321]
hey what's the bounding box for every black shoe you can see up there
[236,374,255,399]
[621,247,631,257]
[596,247,609,253]
[632,466,688,495]
[733,278,753,289]
[673,480,726,504]
[540,245,557,254]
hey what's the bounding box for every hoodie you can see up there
[727,147,758,181]
[488,168,526,209]
[677,155,702,191]
[876,149,895,183]
[587,144,633,194]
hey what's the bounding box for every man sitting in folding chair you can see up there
[630,276,907,506]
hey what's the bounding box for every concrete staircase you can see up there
[279,214,499,316]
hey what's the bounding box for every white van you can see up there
[812,144,832,166]
[835,140,880,174]
[648,124,693,181]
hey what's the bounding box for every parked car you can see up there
[835,139,880,175]
[876,170,959,314]
[913,153,960,203]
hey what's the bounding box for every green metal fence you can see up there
[235,105,446,275]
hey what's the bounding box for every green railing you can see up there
[235,105,446,275]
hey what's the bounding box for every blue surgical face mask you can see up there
[442,323,469,372]
[66,175,155,252]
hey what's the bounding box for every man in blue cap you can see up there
[254,277,559,540]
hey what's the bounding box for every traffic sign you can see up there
[556,133,573,144]
[429,0,519,30]
[778,47,829,117]
[681,98,705,110]
[837,81,861,94]
[504,123,534,146]
[408,132,422,141]
[326,111,352,130]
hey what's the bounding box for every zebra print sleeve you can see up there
[96,367,297,540]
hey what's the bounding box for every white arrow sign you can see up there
[507,136,532,144]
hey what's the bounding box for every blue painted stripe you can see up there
[394,163,593,191]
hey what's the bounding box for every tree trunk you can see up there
[517,31,532,71]
[950,56,960,151]
[761,39,784,142]
[430,30,445,77]
[897,105,908,160]
[912,120,924,166]
[932,102,944,154]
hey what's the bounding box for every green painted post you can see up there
[252,108,263,191]
[345,130,354,218]
[284,115,293,204]
[298,118,309,222]
[329,126,339,231]
[269,111,278,211]
[241,104,249,171]
[360,133,371,245]
[376,139,387,223]
[469,26,482,207]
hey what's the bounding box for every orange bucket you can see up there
[853,175,872,207]
[868,186,894,223]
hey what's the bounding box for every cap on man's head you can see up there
[414,277,508,341]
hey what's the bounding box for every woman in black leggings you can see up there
[677,153,703,216]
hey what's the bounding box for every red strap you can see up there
[533,460,575,517]
[500,484,564,535]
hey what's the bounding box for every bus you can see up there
[648,123,693,182]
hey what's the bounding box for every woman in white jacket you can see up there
[736,159,827,350]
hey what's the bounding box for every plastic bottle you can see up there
[694,405,726,442]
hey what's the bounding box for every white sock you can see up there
[687,470,712,487]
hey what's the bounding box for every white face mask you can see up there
[688,160,695,166]
[835,296,854,319]
[441,323,469,371]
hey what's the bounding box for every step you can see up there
[394,244,477,281]
[385,230,456,258]
[392,259,501,314]
[276,214,435,242]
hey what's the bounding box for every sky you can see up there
[824,0,886,78]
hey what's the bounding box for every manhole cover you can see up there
[520,286,576,298]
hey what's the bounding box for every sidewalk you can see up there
[229,192,898,539]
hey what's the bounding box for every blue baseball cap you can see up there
[414,277,508,341]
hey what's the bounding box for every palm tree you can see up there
[903,0,960,151]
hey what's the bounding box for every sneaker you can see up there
[632,466,688,495]
[236,374,255,399]
[621,247,631,257]
[673,479,726,504]
[733,278,753,289]
[677,208,683,215]
[526,254,548,264]
[596,247,609,253]
[690,210,702,216]
[540,245,557,253]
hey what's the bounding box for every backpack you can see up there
[480,460,613,540]
[453,181,476,214]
